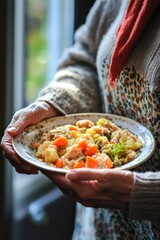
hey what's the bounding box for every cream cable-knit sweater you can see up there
[37,0,160,224]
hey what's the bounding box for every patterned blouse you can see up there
[72,64,160,240]
[38,1,160,239]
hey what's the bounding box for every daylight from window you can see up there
[25,0,74,104]
[12,0,74,206]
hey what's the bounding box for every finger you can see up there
[6,106,38,136]
[42,171,72,189]
[1,132,21,164]
[7,101,61,135]
[66,168,112,181]
[7,112,32,136]
[8,157,39,174]
[42,171,79,198]
[66,168,133,184]
[6,110,24,135]
[1,131,38,173]
[15,167,39,175]
[42,170,66,180]
[42,171,92,197]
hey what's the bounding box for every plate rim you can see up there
[12,113,156,173]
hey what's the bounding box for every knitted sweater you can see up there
[37,0,160,224]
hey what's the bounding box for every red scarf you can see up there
[109,0,160,89]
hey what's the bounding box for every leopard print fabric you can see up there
[72,61,160,240]
[93,61,160,240]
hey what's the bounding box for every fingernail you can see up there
[7,127,17,132]
[66,171,77,180]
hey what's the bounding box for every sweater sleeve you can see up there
[37,0,121,114]
[129,171,160,224]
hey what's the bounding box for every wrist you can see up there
[129,172,160,222]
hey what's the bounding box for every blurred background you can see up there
[0,0,95,239]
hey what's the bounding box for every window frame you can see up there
[0,0,15,239]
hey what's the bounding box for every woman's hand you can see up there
[43,168,134,211]
[1,101,61,174]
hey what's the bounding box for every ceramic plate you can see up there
[12,113,156,173]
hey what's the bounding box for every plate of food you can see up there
[12,113,156,173]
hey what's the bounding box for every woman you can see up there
[1,0,160,239]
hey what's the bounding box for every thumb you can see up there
[7,112,33,136]
[7,122,27,136]
[66,168,111,181]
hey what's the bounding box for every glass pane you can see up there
[25,0,74,104]
[25,0,49,104]
[13,0,74,202]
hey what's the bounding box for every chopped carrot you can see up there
[33,143,40,149]
[85,156,98,168]
[106,159,113,168]
[77,140,87,152]
[53,137,68,147]
[55,159,63,168]
[84,144,99,156]
[69,125,78,131]
[73,160,85,169]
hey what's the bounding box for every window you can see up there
[13,0,74,200]
[11,1,75,239]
